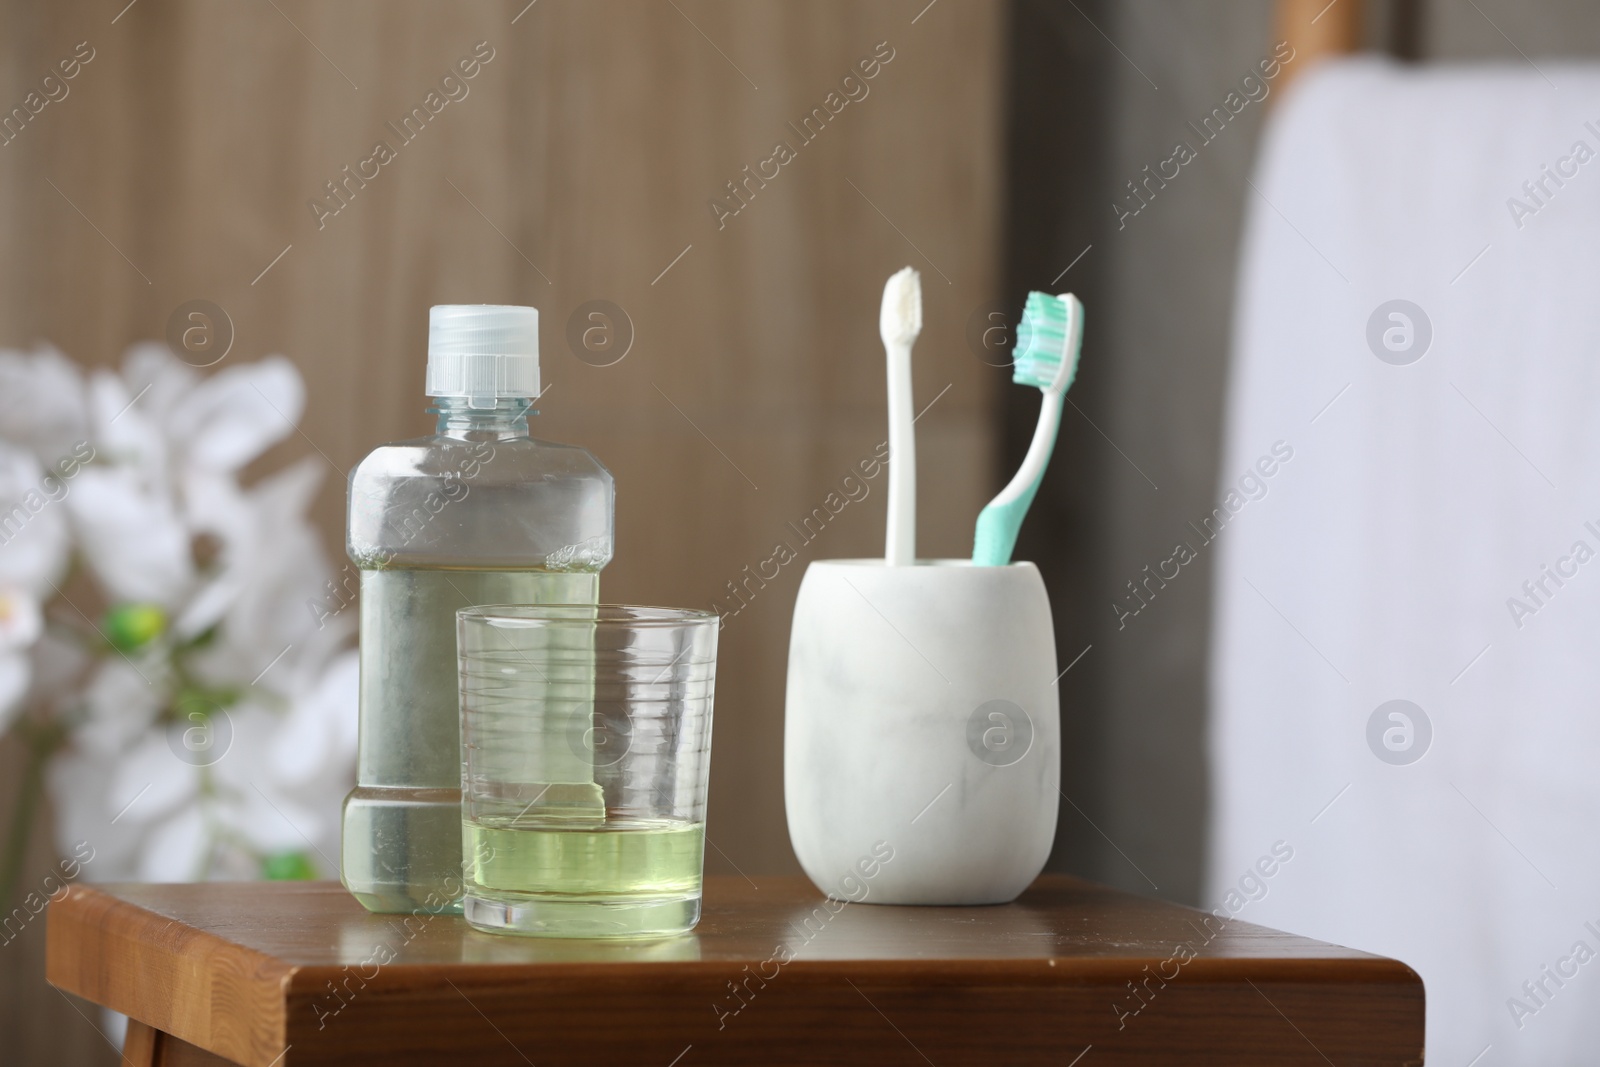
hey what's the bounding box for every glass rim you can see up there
[457,603,718,628]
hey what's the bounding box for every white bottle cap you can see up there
[425,304,540,401]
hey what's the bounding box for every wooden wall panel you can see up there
[0,2,1002,1062]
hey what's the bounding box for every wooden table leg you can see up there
[121,1021,245,1067]
[120,1020,160,1067]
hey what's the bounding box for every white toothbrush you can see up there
[881,267,923,566]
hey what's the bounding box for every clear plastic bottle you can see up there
[342,305,614,914]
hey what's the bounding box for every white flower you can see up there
[67,346,306,611]
[51,648,359,883]
[110,733,200,837]
[47,746,145,880]
[167,353,305,473]
[73,658,163,757]
[0,587,43,656]
[138,806,207,883]
[0,587,42,731]
[214,702,331,856]
[85,343,303,477]
[0,442,71,598]
[0,345,90,466]
[66,467,195,606]
[269,649,359,789]
[0,438,69,732]
[38,344,357,885]
[179,456,341,653]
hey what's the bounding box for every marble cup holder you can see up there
[784,559,1060,905]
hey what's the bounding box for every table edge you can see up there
[47,883,295,1067]
[45,880,1425,1067]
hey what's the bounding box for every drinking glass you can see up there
[457,604,718,937]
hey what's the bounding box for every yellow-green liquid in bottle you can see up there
[342,565,599,914]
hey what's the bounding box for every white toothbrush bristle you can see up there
[880,267,923,347]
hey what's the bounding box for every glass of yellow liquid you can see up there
[456,604,718,938]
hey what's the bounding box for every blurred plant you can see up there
[0,343,356,905]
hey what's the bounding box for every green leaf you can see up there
[261,851,317,881]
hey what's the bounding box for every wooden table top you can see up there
[46,876,1424,1067]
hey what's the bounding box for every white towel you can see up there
[1212,58,1600,1065]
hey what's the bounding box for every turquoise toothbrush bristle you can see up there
[1012,290,1078,392]
[971,291,1083,567]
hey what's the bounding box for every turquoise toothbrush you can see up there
[972,291,1084,566]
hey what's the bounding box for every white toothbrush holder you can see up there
[784,559,1059,905]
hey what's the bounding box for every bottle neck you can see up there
[432,396,534,440]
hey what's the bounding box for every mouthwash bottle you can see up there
[342,305,614,913]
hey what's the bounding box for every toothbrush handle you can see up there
[886,342,916,565]
[972,391,1063,566]
[972,491,1035,568]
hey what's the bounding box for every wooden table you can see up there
[46,876,1423,1066]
